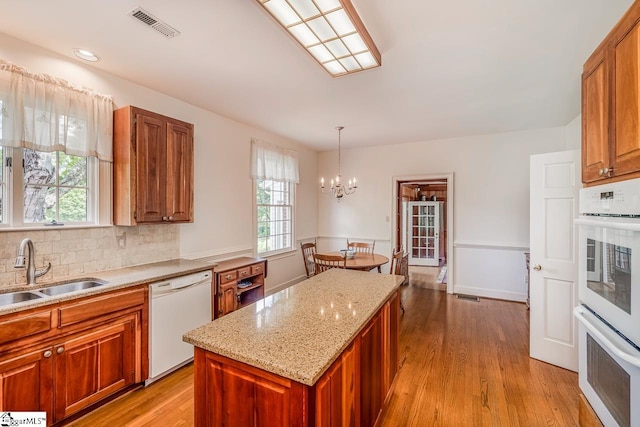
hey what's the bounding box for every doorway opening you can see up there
[393,174,454,293]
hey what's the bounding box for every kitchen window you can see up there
[251,138,299,256]
[0,60,113,228]
[0,147,107,227]
[256,179,294,255]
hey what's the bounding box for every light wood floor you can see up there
[69,284,580,427]
[409,265,447,292]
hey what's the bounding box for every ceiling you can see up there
[0,0,633,151]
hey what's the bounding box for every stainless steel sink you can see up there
[0,291,44,307]
[39,279,108,296]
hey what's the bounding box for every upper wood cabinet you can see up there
[114,106,194,225]
[582,1,640,184]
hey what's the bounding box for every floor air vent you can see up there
[455,294,480,302]
[129,7,181,38]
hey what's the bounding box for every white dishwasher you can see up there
[147,270,212,385]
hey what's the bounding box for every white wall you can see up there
[564,115,581,151]
[318,126,577,301]
[0,33,318,292]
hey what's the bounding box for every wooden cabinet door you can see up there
[582,48,610,183]
[0,346,53,416]
[54,316,136,421]
[135,112,167,223]
[195,350,301,427]
[611,18,640,178]
[316,342,358,427]
[360,311,384,427]
[220,282,238,316]
[384,291,400,393]
[165,120,194,222]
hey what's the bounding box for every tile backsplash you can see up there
[0,225,179,290]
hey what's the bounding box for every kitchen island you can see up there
[183,268,403,426]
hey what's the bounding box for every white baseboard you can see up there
[453,284,527,303]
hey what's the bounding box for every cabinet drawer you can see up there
[219,271,237,285]
[58,288,145,328]
[237,267,251,280]
[0,310,52,345]
[251,263,265,276]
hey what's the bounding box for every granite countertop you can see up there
[183,268,403,386]
[0,258,217,315]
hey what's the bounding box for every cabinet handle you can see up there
[43,350,52,358]
[162,216,168,221]
[532,264,542,271]
[225,274,233,280]
[56,346,65,354]
[256,266,261,271]
[242,271,248,276]
[598,168,604,176]
[169,216,174,221]
[604,167,613,177]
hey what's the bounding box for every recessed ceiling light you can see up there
[72,48,99,62]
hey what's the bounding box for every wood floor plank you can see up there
[68,284,580,426]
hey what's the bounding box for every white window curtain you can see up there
[251,138,299,183]
[0,59,114,161]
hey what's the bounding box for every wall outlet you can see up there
[117,233,127,248]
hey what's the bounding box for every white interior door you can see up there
[529,150,580,372]
[408,202,440,266]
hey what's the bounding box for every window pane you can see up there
[59,188,87,222]
[256,179,294,254]
[24,185,56,223]
[23,150,89,223]
[24,150,56,185]
[59,152,87,186]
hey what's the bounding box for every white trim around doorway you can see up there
[392,173,455,294]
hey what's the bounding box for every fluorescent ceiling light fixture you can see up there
[257,0,381,77]
[72,48,99,62]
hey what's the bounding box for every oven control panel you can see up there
[579,178,640,216]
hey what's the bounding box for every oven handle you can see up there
[574,306,640,368]
[575,216,640,230]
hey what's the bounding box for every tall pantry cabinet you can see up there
[113,106,194,225]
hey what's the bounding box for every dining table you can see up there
[312,251,389,272]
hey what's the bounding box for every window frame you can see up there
[254,178,296,257]
[0,146,111,230]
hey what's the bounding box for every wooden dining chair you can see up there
[390,248,408,313]
[313,253,347,273]
[300,241,317,277]
[347,239,375,255]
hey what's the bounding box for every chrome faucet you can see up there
[14,238,52,285]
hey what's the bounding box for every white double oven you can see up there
[575,178,640,427]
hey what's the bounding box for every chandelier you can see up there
[320,126,357,200]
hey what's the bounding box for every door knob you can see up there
[532,264,542,271]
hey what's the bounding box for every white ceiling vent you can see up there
[129,7,180,38]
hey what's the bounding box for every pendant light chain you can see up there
[337,126,343,178]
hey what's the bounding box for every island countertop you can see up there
[183,268,403,386]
